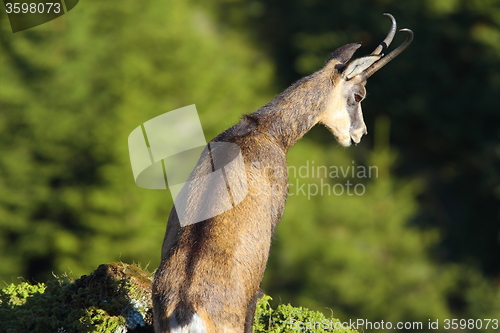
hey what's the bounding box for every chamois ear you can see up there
[328,43,362,64]
[343,55,381,80]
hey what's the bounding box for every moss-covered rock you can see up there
[0,262,153,333]
[0,263,357,333]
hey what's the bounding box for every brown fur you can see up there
[152,27,411,331]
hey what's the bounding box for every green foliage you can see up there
[1,0,499,332]
[0,282,46,307]
[0,262,152,333]
[254,295,358,333]
[0,264,356,333]
[0,0,274,281]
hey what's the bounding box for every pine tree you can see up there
[0,0,274,281]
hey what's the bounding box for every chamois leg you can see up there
[244,289,263,333]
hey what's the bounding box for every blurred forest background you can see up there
[1,0,499,331]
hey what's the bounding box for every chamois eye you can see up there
[354,94,363,102]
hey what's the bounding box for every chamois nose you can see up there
[350,126,367,145]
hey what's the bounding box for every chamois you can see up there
[153,14,413,333]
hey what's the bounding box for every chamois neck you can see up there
[248,72,332,152]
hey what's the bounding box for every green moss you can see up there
[254,295,358,333]
[0,263,356,333]
[0,263,153,333]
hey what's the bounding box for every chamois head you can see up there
[319,13,413,146]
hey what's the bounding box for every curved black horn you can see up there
[371,13,397,56]
[362,28,414,80]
